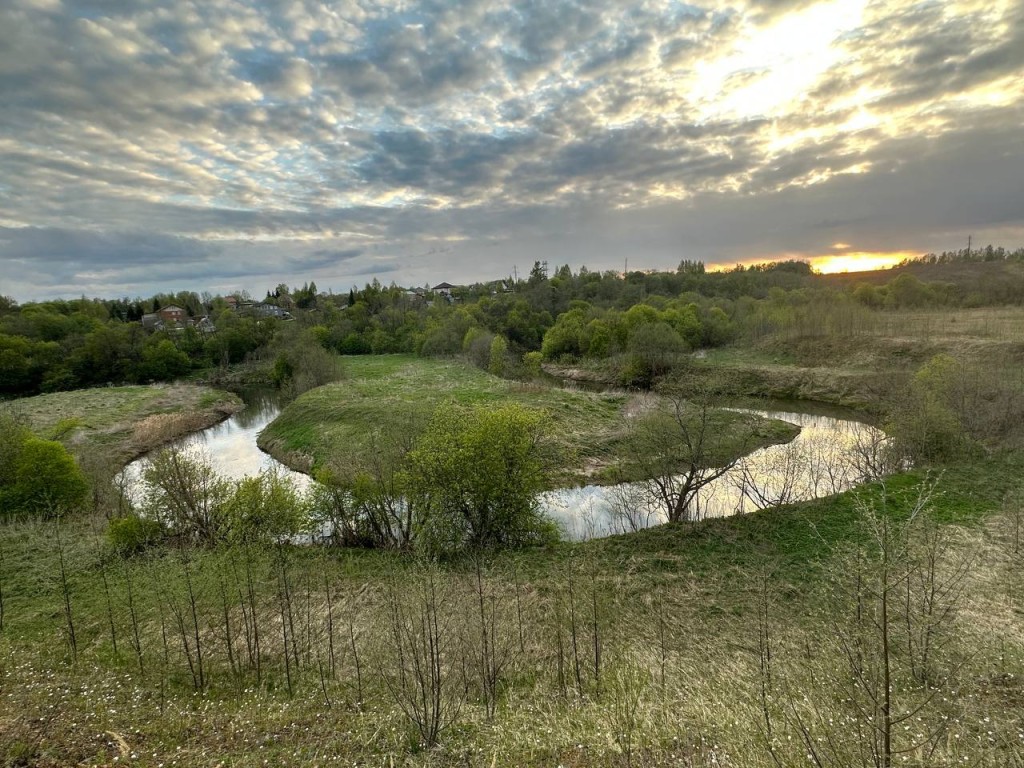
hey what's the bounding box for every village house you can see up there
[432,281,455,297]
[140,313,163,331]
[157,305,187,325]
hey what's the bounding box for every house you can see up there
[253,303,291,319]
[432,282,455,297]
[140,313,164,331]
[192,316,216,335]
[224,296,239,309]
[157,305,187,325]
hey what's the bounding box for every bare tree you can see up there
[379,565,464,747]
[788,478,971,768]
[617,388,761,523]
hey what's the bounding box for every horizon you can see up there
[2,0,1022,300]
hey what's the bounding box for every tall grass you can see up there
[2,461,1023,765]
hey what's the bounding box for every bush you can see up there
[409,403,556,555]
[0,419,88,518]
[107,514,166,555]
[887,354,972,464]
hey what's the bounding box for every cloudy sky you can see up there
[1,0,1022,300]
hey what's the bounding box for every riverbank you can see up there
[1,451,1021,766]
[257,355,800,488]
[544,353,891,412]
[8,383,243,466]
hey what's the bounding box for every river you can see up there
[122,389,885,541]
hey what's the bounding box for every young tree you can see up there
[787,480,971,767]
[615,388,760,523]
[409,403,554,555]
[141,449,231,544]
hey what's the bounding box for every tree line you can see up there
[3,245,1022,398]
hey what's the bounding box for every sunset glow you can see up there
[1,0,1021,298]
[712,251,919,274]
[810,252,918,274]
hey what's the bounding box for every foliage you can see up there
[141,449,233,544]
[409,403,556,555]
[0,412,88,518]
[887,354,971,464]
[2,247,1022,397]
[270,327,343,399]
[222,470,308,543]
[139,450,309,546]
[106,513,166,555]
[488,334,509,376]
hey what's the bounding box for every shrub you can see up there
[409,403,556,555]
[107,514,166,555]
[0,433,88,518]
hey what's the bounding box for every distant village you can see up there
[135,280,502,334]
[140,296,292,334]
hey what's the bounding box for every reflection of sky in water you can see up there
[542,410,886,540]
[121,391,310,504]
[122,396,881,544]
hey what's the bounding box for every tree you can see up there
[624,321,686,384]
[787,480,971,767]
[615,388,760,523]
[0,434,88,518]
[139,338,191,381]
[488,334,508,376]
[887,354,968,464]
[409,403,554,555]
[141,449,232,545]
[223,470,307,544]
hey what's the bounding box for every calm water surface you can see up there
[120,389,311,505]
[122,390,883,541]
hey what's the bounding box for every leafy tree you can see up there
[623,321,686,385]
[409,403,554,555]
[488,334,508,376]
[139,338,191,381]
[142,449,232,545]
[887,354,969,464]
[223,470,307,543]
[0,433,88,518]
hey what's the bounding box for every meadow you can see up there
[257,355,799,487]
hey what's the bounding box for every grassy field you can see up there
[4,383,242,464]
[546,305,1024,418]
[0,454,1022,766]
[257,355,799,487]
[2,313,1023,765]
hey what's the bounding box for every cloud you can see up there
[0,0,1022,299]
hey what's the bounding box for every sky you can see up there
[1,0,1022,301]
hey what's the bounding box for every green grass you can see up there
[258,355,799,486]
[0,453,1022,766]
[4,383,242,463]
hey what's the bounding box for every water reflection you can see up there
[120,389,311,506]
[121,391,885,544]
[541,409,887,540]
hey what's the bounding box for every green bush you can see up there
[409,402,555,555]
[107,514,166,555]
[0,415,88,518]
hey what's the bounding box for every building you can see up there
[140,313,164,331]
[432,282,455,297]
[157,305,187,325]
[253,303,291,319]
